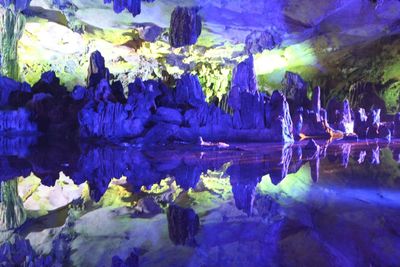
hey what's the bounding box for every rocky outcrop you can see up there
[169,6,202,48]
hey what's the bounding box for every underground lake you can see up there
[0,0,400,266]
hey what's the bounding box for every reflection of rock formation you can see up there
[169,6,202,48]
[231,180,258,216]
[0,133,397,204]
[0,179,26,230]
[0,237,54,266]
[269,145,293,185]
[104,0,145,17]
[112,251,139,267]
[0,9,25,79]
[167,204,199,246]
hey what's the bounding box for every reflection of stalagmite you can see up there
[370,145,380,165]
[341,143,351,168]
[0,179,26,230]
[270,144,293,185]
[167,204,199,246]
[310,157,320,183]
[231,181,257,216]
[0,9,25,79]
[358,150,367,164]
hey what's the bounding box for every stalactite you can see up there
[0,8,25,80]
[0,178,26,230]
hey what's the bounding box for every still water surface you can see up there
[1,137,400,267]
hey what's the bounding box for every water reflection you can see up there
[0,137,399,266]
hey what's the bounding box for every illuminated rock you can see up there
[169,6,202,48]
[326,98,354,134]
[337,99,354,134]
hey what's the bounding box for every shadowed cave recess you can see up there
[0,0,400,266]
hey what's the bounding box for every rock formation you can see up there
[87,50,110,88]
[0,50,397,144]
[282,71,310,112]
